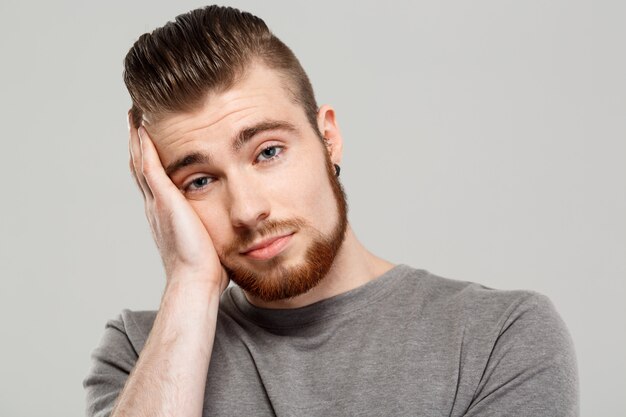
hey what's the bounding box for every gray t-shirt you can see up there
[83,264,579,416]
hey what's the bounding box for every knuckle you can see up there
[141,163,153,179]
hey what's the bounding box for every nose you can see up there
[227,174,271,229]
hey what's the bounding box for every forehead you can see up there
[146,64,308,163]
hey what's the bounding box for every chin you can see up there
[224,244,337,302]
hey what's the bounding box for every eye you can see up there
[255,145,284,163]
[183,176,214,193]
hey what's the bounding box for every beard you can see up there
[218,152,348,302]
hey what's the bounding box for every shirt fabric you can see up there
[83,264,579,416]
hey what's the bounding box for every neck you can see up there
[244,225,395,309]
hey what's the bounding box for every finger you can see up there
[128,113,153,199]
[128,117,145,198]
[130,129,151,199]
[137,125,180,198]
[129,155,146,198]
[127,113,145,198]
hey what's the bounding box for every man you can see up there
[84,5,579,416]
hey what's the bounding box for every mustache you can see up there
[222,218,308,255]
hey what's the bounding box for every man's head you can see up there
[124,6,349,303]
[124,5,318,137]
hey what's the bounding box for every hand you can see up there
[128,112,229,293]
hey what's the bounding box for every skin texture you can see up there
[136,62,394,308]
[142,63,350,302]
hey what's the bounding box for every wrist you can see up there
[163,277,222,305]
[165,267,225,293]
[155,278,222,344]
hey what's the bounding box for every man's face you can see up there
[145,64,348,302]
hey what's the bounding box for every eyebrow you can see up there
[164,119,299,178]
[164,152,210,178]
[233,120,298,152]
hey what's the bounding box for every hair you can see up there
[123,5,319,134]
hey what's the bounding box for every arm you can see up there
[463,293,579,417]
[107,279,221,417]
[85,114,228,417]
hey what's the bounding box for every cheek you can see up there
[275,152,337,230]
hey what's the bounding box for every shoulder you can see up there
[83,309,157,416]
[399,265,561,334]
[99,309,158,356]
[410,266,576,358]
[400,266,579,416]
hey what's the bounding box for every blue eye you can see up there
[256,145,284,162]
[185,176,213,192]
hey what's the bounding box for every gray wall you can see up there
[0,1,623,415]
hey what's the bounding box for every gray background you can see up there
[0,0,623,416]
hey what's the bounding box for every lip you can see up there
[241,232,294,261]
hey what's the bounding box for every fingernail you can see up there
[126,112,131,130]
[137,126,144,143]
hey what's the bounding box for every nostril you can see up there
[229,202,271,229]
[227,178,271,228]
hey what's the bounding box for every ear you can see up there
[316,104,343,165]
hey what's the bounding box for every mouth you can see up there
[240,232,295,261]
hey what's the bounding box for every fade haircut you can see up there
[123,5,319,134]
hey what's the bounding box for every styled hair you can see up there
[123,5,319,133]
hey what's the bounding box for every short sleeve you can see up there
[82,313,140,417]
[464,293,579,417]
